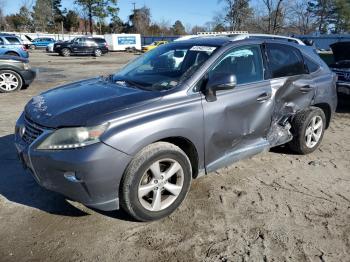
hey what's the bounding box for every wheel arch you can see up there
[4,51,20,56]
[312,103,332,129]
[156,136,200,179]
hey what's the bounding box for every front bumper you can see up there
[14,115,132,211]
[20,69,36,86]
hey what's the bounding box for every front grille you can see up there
[22,116,44,145]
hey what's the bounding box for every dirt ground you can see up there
[0,51,349,262]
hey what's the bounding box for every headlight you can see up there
[23,63,31,70]
[37,124,108,150]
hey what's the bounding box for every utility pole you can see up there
[132,2,136,12]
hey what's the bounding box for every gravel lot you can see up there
[0,51,349,262]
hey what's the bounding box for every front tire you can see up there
[0,70,23,93]
[61,48,71,57]
[288,107,326,154]
[120,142,192,221]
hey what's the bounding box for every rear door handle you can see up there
[299,85,313,93]
[257,93,271,102]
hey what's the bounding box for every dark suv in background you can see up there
[329,42,350,95]
[53,37,109,57]
[16,38,337,221]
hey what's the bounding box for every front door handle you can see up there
[299,85,313,93]
[257,93,271,102]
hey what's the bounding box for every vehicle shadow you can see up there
[0,134,88,217]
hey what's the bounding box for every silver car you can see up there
[15,38,337,221]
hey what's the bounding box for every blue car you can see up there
[0,34,29,58]
[30,37,56,49]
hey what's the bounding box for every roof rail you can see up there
[197,31,248,36]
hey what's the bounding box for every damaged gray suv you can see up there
[15,38,337,221]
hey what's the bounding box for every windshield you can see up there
[113,43,218,91]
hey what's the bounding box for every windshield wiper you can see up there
[113,77,151,91]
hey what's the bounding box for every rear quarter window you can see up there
[94,38,106,43]
[266,43,307,78]
[304,56,320,73]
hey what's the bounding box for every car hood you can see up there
[330,42,350,63]
[25,77,162,128]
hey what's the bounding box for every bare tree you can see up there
[0,0,6,30]
[287,1,317,34]
[219,0,252,30]
[261,0,285,33]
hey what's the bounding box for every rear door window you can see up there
[266,43,306,78]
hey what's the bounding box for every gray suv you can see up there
[15,38,337,221]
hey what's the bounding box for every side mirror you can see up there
[204,73,237,102]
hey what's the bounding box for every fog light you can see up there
[64,172,82,183]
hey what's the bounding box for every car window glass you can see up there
[136,49,188,73]
[5,37,21,44]
[266,43,306,78]
[304,56,320,73]
[86,40,96,46]
[210,45,264,85]
[0,38,4,45]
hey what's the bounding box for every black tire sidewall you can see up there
[294,108,326,154]
[122,146,192,221]
[0,70,23,93]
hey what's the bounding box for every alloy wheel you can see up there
[138,158,184,212]
[305,115,323,148]
[0,72,19,92]
[95,49,102,57]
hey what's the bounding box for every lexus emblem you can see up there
[19,125,26,137]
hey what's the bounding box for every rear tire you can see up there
[94,48,102,57]
[120,142,192,221]
[288,107,326,154]
[30,45,36,50]
[61,48,71,57]
[0,70,23,93]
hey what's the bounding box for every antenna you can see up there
[132,2,136,11]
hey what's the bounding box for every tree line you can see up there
[0,0,349,35]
